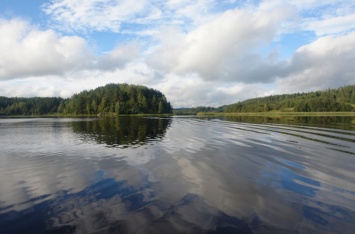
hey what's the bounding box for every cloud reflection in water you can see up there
[0,117,354,233]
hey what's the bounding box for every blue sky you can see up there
[0,0,354,107]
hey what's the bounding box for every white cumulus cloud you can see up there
[277,32,355,92]
[0,18,91,80]
[148,6,293,82]
[96,43,140,71]
[0,18,141,80]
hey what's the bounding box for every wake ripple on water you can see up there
[162,117,355,232]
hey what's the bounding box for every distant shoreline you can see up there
[0,113,173,118]
[196,112,355,117]
[1,112,355,118]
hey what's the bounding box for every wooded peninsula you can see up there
[1,84,354,116]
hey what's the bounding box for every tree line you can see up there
[0,97,63,115]
[1,84,354,116]
[224,85,355,113]
[0,83,172,116]
[172,85,355,114]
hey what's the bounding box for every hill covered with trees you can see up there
[224,85,355,113]
[0,83,172,116]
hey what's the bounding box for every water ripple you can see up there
[0,117,355,233]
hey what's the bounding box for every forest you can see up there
[0,83,172,116]
[223,85,355,113]
[1,84,354,116]
[174,85,355,115]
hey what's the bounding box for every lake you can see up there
[0,116,354,234]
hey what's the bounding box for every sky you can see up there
[0,0,354,107]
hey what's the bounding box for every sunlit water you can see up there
[0,116,354,234]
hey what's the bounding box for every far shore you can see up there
[1,112,355,118]
[196,112,355,117]
[0,113,173,118]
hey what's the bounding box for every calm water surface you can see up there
[0,116,354,234]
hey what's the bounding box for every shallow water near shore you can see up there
[0,116,354,233]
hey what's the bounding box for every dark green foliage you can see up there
[59,83,172,115]
[0,97,63,115]
[224,85,355,113]
[0,83,172,116]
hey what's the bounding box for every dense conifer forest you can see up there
[223,85,355,113]
[0,83,172,116]
[0,97,63,116]
[173,85,355,115]
[1,84,354,116]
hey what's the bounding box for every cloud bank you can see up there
[0,18,89,79]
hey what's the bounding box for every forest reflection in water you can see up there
[222,115,355,130]
[70,117,171,148]
[0,116,354,234]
